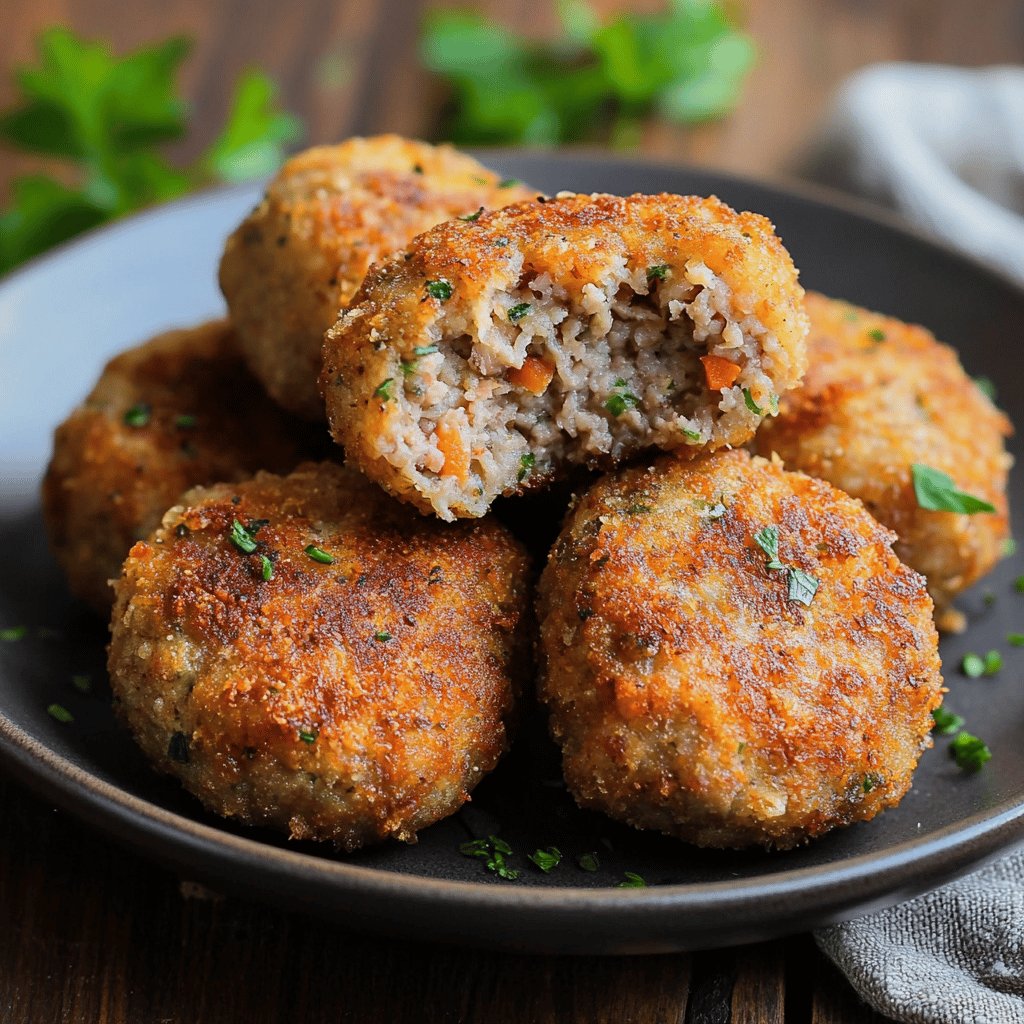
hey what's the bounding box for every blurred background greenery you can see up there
[1,0,1021,274]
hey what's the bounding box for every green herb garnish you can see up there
[298,728,317,744]
[374,378,395,401]
[47,703,73,724]
[0,28,301,274]
[71,673,92,694]
[1016,576,1024,594]
[911,464,995,515]
[518,452,536,482]
[932,706,965,735]
[605,381,639,418]
[459,207,484,221]
[577,852,600,872]
[646,264,670,281]
[1008,633,1024,647]
[1002,538,1017,558]
[419,3,754,149]
[399,360,417,377]
[413,344,439,356]
[0,626,27,642]
[460,835,519,880]
[528,846,562,873]
[787,568,819,607]
[949,731,991,772]
[259,554,274,581]
[962,650,1002,678]
[174,413,197,429]
[425,279,453,301]
[742,388,763,415]
[682,427,702,443]
[975,377,997,401]
[374,631,392,642]
[498,178,519,189]
[123,403,151,428]
[616,872,647,888]
[507,302,532,323]
[304,544,334,565]
[753,526,784,570]
[229,519,259,554]
[867,327,886,342]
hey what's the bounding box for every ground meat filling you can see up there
[390,260,779,514]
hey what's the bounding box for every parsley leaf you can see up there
[518,452,536,482]
[786,568,819,606]
[577,851,600,872]
[419,2,754,148]
[616,871,647,888]
[753,525,783,570]
[0,28,301,275]
[507,302,532,322]
[528,846,562,872]
[931,706,965,735]
[426,279,453,301]
[911,464,995,515]
[460,835,520,880]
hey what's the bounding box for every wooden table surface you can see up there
[3,2,1023,1021]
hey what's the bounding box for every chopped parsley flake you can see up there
[259,554,274,581]
[769,394,780,415]
[71,673,92,694]
[229,519,259,555]
[123,403,151,427]
[298,729,317,744]
[399,360,417,377]
[174,413,197,429]
[605,382,639,418]
[862,774,881,793]
[1016,576,1024,593]
[646,264,670,281]
[1003,538,1017,558]
[498,178,519,188]
[517,452,536,482]
[577,852,600,872]
[1008,633,1024,647]
[975,376,997,401]
[742,388,764,415]
[373,378,395,401]
[374,631,392,642]
[617,872,647,888]
[962,650,1002,678]
[528,846,562,873]
[47,703,73,724]
[459,207,484,221]
[787,568,819,606]
[413,344,439,356]
[753,526,784,570]
[950,731,991,772]
[507,302,532,323]
[460,835,519,880]
[932,706,965,735]
[304,544,335,565]
[425,279,453,301]
[682,427,702,443]
[867,327,886,342]
[911,464,995,515]
[698,500,727,520]
[0,626,27,642]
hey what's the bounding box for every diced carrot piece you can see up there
[507,355,554,396]
[436,418,470,483]
[700,354,741,391]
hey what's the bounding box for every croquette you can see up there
[42,321,324,613]
[219,136,537,420]
[107,462,532,851]
[537,449,943,850]
[322,192,809,521]
[753,292,1012,630]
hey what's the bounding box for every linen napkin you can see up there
[802,62,1024,1023]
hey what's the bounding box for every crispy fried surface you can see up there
[322,191,808,519]
[219,136,537,419]
[753,292,1012,627]
[537,450,942,850]
[42,321,323,613]
[108,462,532,850]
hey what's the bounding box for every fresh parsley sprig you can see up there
[0,28,301,274]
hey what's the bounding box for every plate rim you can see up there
[3,150,1024,951]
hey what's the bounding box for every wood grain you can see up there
[3,1,1021,1020]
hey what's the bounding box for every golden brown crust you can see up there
[42,321,325,613]
[322,191,809,517]
[753,292,1012,623]
[107,462,533,850]
[537,450,943,850]
[219,136,537,419]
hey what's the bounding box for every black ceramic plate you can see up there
[2,152,1023,955]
